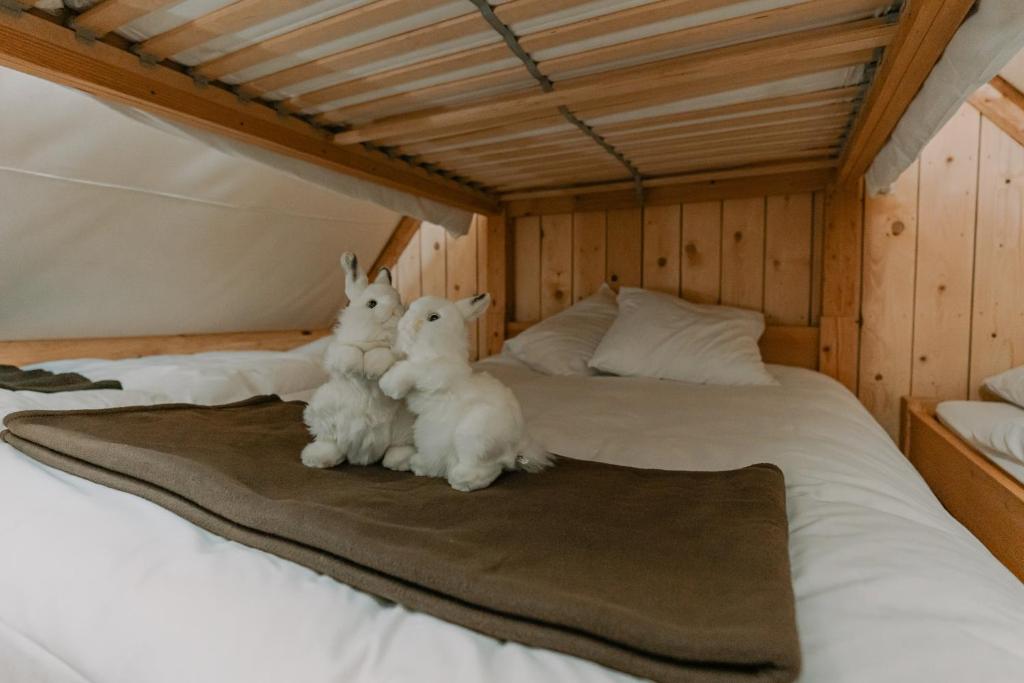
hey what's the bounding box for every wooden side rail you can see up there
[901,397,1024,581]
[0,329,331,366]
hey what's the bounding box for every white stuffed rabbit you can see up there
[301,253,415,470]
[379,293,553,492]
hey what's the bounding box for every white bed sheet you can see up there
[2,353,1024,683]
[936,400,1024,483]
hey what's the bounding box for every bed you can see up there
[2,349,1024,683]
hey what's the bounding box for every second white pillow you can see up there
[588,287,776,386]
[503,283,618,376]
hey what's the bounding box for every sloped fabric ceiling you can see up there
[866,0,1024,194]
[0,66,401,340]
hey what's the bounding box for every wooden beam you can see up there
[0,11,498,215]
[137,0,317,60]
[838,0,975,181]
[477,212,509,358]
[819,180,863,391]
[72,0,179,37]
[370,216,422,274]
[969,76,1024,148]
[500,159,837,200]
[0,329,330,366]
[332,19,895,144]
[505,167,834,215]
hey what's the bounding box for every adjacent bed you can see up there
[2,348,1024,682]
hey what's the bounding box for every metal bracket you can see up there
[187,68,209,89]
[131,46,160,68]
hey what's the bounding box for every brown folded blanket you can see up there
[0,364,121,392]
[2,396,799,683]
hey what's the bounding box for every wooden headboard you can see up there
[506,321,820,371]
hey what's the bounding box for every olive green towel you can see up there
[2,396,799,683]
[0,364,121,392]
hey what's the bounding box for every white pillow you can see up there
[502,283,618,375]
[588,287,776,386]
[984,366,1024,409]
[31,351,327,405]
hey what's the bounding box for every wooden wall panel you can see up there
[605,208,642,291]
[513,216,541,322]
[540,214,573,318]
[681,201,722,304]
[912,104,979,399]
[395,228,422,305]
[572,211,607,301]
[859,161,919,437]
[970,118,1024,397]
[642,204,681,296]
[764,193,813,325]
[809,190,825,325]
[419,222,447,297]
[446,227,478,358]
[721,198,766,310]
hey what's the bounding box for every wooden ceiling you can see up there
[5,0,976,207]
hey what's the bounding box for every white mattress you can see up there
[2,352,1024,682]
[936,400,1024,484]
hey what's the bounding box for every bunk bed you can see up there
[3,1,1024,682]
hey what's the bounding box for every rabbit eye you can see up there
[366,300,377,309]
[427,313,440,322]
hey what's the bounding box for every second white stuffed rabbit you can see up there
[301,253,415,470]
[379,293,553,492]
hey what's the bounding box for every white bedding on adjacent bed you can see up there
[936,400,1024,483]
[2,352,1024,683]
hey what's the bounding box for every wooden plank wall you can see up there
[510,193,825,326]
[860,103,1024,438]
[392,217,487,360]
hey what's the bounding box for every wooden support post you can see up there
[371,216,422,274]
[820,179,863,392]
[969,76,1024,149]
[477,211,509,358]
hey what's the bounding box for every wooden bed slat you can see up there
[72,0,179,37]
[199,0,463,82]
[332,19,895,144]
[137,0,319,60]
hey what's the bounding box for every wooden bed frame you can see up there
[900,397,1024,581]
[1,322,820,370]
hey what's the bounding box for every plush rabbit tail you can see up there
[514,434,556,473]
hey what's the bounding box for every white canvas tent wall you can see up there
[0,65,403,340]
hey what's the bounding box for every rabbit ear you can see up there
[455,293,491,321]
[340,252,368,299]
[374,267,392,286]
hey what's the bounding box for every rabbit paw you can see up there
[301,441,345,468]
[379,362,413,399]
[382,445,416,471]
[363,347,396,379]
